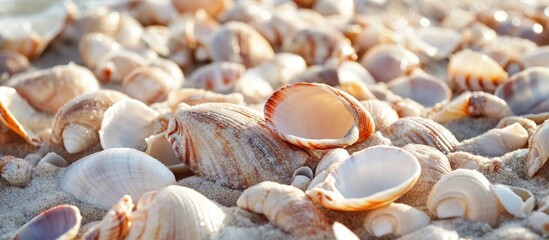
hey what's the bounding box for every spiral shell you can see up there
[527,120,549,177]
[13,205,81,240]
[388,117,458,154]
[429,91,512,123]
[363,203,430,237]
[448,49,508,92]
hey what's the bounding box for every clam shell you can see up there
[390,98,425,118]
[306,145,421,211]
[359,100,399,131]
[187,62,245,94]
[60,148,176,209]
[78,33,122,69]
[167,88,244,108]
[448,49,508,92]
[13,205,81,240]
[388,117,458,154]
[401,144,452,196]
[494,67,549,115]
[166,103,309,189]
[429,91,512,123]
[264,82,375,149]
[490,184,535,218]
[82,195,133,240]
[527,120,549,177]
[360,44,420,83]
[427,169,499,227]
[0,86,41,146]
[388,73,452,108]
[363,203,430,237]
[457,123,528,157]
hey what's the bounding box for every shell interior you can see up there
[14,205,81,240]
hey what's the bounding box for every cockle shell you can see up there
[8,64,100,114]
[145,132,189,174]
[166,103,309,189]
[448,49,508,92]
[238,181,330,237]
[78,33,122,69]
[360,44,420,83]
[264,82,375,149]
[457,123,528,157]
[427,169,499,227]
[359,100,399,131]
[0,50,29,81]
[363,203,430,237]
[51,90,129,154]
[187,62,245,94]
[388,73,452,108]
[0,156,32,187]
[306,145,421,211]
[171,0,231,17]
[94,51,148,83]
[167,88,244,108]
[401,144,452,196]
[60,148,175,209]
[13,205,81,240]
[0,86,41,146]
[495,67,549,115]
[388,117,458,154]
[526,120,549,177]
[82,195,133,240]
[429,91,512,123]
[490,184,535,218]
[126,185,227,239]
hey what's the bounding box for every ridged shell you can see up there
[126,185,227,239]
[82,195,133,240]
[427,169,499,227]
[448,49,508,92]
[121,66,182,105]
[167,88,244,108]
[264,82,375,149]
[306,145,420,211]
[495,67,549,115]
[457,123,528,157]
[527,120,549,177]
[429,91,512,123]
[13,205,81,240]
[237,181,330,237]
[388,117,458,154]
[363,203,430,237]
[60,148,176,209]
[0,86,41,146]
[401,144,452,196]
[359,100,399,131]
[166,103,309,189]
[388,73,452,108]
[187,62,245,94]
[490,184,535,218]
[51,90,129,154]
[360,44,420,83]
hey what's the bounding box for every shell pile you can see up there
[2,0,549,239]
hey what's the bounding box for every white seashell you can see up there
[0,156,32,187]
[122,0,177,26]
[264,82,375,149]
[495,67,549,115]
[539,196,549,213]
[446,151,504,174]
[291,166,314,191]
[13,205,81,240]
[521,46,549,69]
[37,152,67,168]
[448,49,508,92]
[496,116,537,137]
[333,222,359,240]
[82,195,133,240]
[145,132,189,174]
[306,145,420,211]
[526,120,549,177]
[233,71,274,104]
[481,37,537,75]
[167,88,244,108]
[429,91,512,123]
[388,117,458,154]
[398,225,460,240]
[313,0,354,18]
[111,13,145,48]
[462,23,497,50]
[238,181,330,237]
[390,98,425,118]
[94,51,148,83]
[490,184,535,218]
[0,86,42,146]
[315,148,350,176]
[401,144,452,196]
[60,148,175,209]
[457,123,528,157]
[363,203,430,237]
[171,0,231,17]
[217,1,271,24]
[441,9,475,30]
[187,62,245,94]
[388,73,452,108]
[407,27,462,60]
[121,66,182,105]
[99,99,160,150]
[360,44,420,83]
[78,33,122,69]
[427,169,499,227]
[360,100,399,131]
[528,211,549,236]
[247,53,308,89]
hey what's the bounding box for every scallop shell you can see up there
[527,120,549,177]
[401,144,452,196]
[51,90,129,154]
[306,145,421,211]
[427,169,499,227]
[237,181,330,237]
[283,27,356,65]
[166,103,309,189]
[94,51,148,83]
[359,100,399,131]
[429,91,512,123]
[388,73,452,108]
[187,62,246,94]
[490,184,535,218]
[0,50,29,81]
[60,148,176,209]
[145,132,189,174]
[121,66,182,105]
[13,205,81,240]
[388,117,459,154]
[82,195,133,240]
[264,82,375,149]
[457,123,528,157]
[360,44,420,83]
[448,49,508,92]
[363,203,430,237]
[8,64,100,114]
[167,88,244,108]
[495,67,549,115]
[78,33,122,69]
[0,86,41,146]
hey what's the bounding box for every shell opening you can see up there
[436,198,466,219]
[370,214,396,237]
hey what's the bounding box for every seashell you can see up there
[82,195,133,240]
[264,82,375,149]
[407,27,462,60]
[168,9,220,52]
[122,0,177,26]
[167,88,244,108]
[462,23,497,50]
[360,100,399,131]
[187,62,245,93]
[209,21,275,68]
[332,222,359,240]
[427,169,499,227]
[0,156,32,187]
[94,50,148,83]
[352,22,402,57]
[75,7,121,38]
[145,132,189,174]
[490,184,535,218]
[359,44,420,83]
[401,144,452,196]
[481,37,537,75]
[140,25,172,57]
[495,67,549,115]
[283,27,356,66]
[8,64,100,114]
[446,151,503,173]
[539,196,549,213]
[0,86,41,146]
[388,73,452,108]
[111,13,145,48]
[390,98,425,118]
[121,66,180,105]
[291,166,314,191]
[448,49,508,92]
[217,1,271,23]
[457,123,528,157]
[429,91,512,123]
[306,145,420,211]
[51,90,129,154]
[126,185,228,239]
[313,0,354,18]
[528,211,549,236]
[526,120,549,177]
[521,46,549,69]
[314,148,350,177]
[37,152,67,169]
[99,99,160,150]
[398,225,460,240]
[78,33,122,69]
[0,50,29,81]
[387,117,458,154]
[60,148,176,209]
[250,7,310,48]
[13,205,81,240]
[171,0,231,17]
[248,53,308,89]
[238,181,330,237]
[149,57,185,85]
[441,9,475,30]
[495,116,537,137]
[166,103,309,189]
[233,71,274,104]
[363,203,430,237]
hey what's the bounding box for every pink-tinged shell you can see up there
[388,73,451,108]
[448,49,509,92]
[360,44,420,83]
[218,1,271,23]
[82,195,133,240]
[306,146,421,211]
[187,62,245,93]
[388,117,458,154]
[78,33,122,69]
[264,82,375,149]
[360,100,399,131]
[495,67,549,115]
[313,0,354,18]
[429,91,512,123]
[0,50,29,80]
[166,103,309,189]
[171,0,231,17]
[238,181,330,237]
[13,205,81,240]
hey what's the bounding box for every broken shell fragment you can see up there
[82,195,133,240]
[388,117,458,154]
[457,123,528,157]
[527,120,549,177]
[363,203,430,237]
[429,91,512,123]
[495,67,549,115]
[0,86,42,146]
[448,49,508,92]
[490,184,535,218]
[13,205,81,240]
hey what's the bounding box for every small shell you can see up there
[481,37,537,75]
[429,91,512,123]
[82,195,133,240]
[521,46,549,69]
[166,103,309,189]
[145,132,189,174]
[251,7,310,48]
[51,90,129,154]
[171,0,231,17]
[352,22,401,57]
[495,67,549,115]
[528,212,549,236]
[0,86,41,146]
[427,169,499,227]
[333,222,359,240]
[218,1,271,23]
[264,82,375,149]
[122,0,177,26]
[94,51,148,83]
[447,151,503,173]
[291,166,314,191]
[60,148,176,209]
[490,184,535,218]
[8,64,100,114]
[390,98,425,118]
[78,33,122,69]
[314,148,350,177]
[167,88,244,108]
[237,181,330,237]
[360,44,420,83]
[462,23,497,50]
[0,50,29,81]
[496,116,538,137]
[401,144,452,196]
[233,71,274,104]
[187,62,245,93]
[457,123,528,157]
[448,49,508,92]
[13,205,81,240]
[313,0,354,18]
[363,203,430,237]
[0,156,33,187]
[306,145,421,211]
[407,27,462,60]
[388,73,452,108]
[527,120,549,177]
[388,117,458,154]
[248,53,308,89]
[360,100,399,131]
[37,152,67,168]
[121,66,181,105]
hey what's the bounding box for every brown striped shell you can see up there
[388,117,458,154]
[448,49,509,92]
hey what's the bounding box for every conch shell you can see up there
[13,205,81,240]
